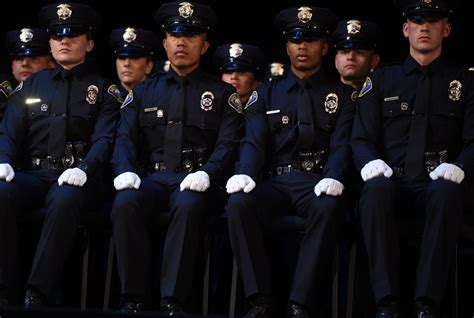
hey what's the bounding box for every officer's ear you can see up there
[370,53,380,70]
[443,20,451,38]
[321,41,329,57]
[145,59,154,75]
[86,39,94,53]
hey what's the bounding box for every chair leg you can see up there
[103,236,115,312]
[332,246,339,318]
[346,241,357,318]
[229,258,238,318]
[81,228,90,310]
[202,233,211,316]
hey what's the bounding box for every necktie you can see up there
[163,76,188,171]
[296,79,315,151]
[47,69,71,159]
[404,67,431,178]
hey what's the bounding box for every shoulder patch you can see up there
[0,80,12,98]
[228,93,243,114]
[108,84,123,104]
[10,81,23,95]
[244,90,258,109]
[121,90,134,109]
[358,77,372,98]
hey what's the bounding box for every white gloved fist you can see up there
[226,174,256,194]
[0,163,15,182]
[58,167,87,187]
[180,171,210,192]
[429,163,465,184]
[360,159,393,181]
[113,172,141,190]
[314,178,345,196]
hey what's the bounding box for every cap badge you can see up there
[324,93,339,114]
[123,28,137,43]
[448,80,462,101]
[423,0,432,4]
[178,2,194,19]
[57,4,73,20]
[297,7,313,24]
[19,28,34,43]
[86,85,99,105]
[229,43,243,58]
[270,63,284,77]
[347,20,361,35]
[201,91,214,111]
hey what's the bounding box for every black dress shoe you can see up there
[244,303,275,318]
[23,288,44,310]
[375,296,400,318]
[287,302,309,318]
[413,300,438,318]
[160,297,185,316]
[120,300,142,314]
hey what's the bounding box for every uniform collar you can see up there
[52,61,90,80]
[164,65,204,85]
[284,69,326,92]
[403,54,445,75]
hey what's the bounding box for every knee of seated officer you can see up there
[427,178,463,202]
[111,191,146,224]
[362,175,395,198]
[227,192,256,223]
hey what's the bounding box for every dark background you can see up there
[1,0,473,81]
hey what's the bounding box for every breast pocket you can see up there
[28,102,51,119]
[186,111,220,131]
[431,102,463,142]
[267,112,290,134]
[382,101,411,118]
[70,103,97,121]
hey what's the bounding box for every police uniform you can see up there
[109,27,160,98]
[351,0,473,314]
[0,2,121,306]
[226,6,355,316]
[110,1,242,313]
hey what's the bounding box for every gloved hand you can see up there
[429,163,465,184]
[58,167,87,186]
[314,178,345,196]
[180,170,210,192]
[113,172,141,190]
[226,174,256,194]
[360,159,393,181]
[0,163,15,182]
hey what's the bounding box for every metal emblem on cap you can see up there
[201,91,214,111]
[123,28,137,43]
[178,2,194,19]
[19,28,34,43]
[347,20,361,35]
[324,93,339,114]
[423,0,432,4]
[270,63,284,77]
[86,85,99,105]
[297,7,313,24]
[57,4,73,20]
[448,80,462,101]
[229,43,243,58]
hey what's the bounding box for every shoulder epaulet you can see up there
[244,90,258,110]
[10,81,23,95]
[228,93,243,114]
[107,84,124,104]
[121,90,134,109]
[0,80,12,98]
[358,77,372,98]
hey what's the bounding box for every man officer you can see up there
[111,1,242,315]
[331,19,381,97]
[351,0,474,316]
[225,5,355,318]
[109,27,159,98]
[0,2,121,308]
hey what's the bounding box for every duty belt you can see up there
[394,150,448,175]
[27,141,88,170]
[150,147,207,173]
[29,156,72,170]
[272,164,300,176]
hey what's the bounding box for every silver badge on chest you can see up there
[201,91,214,111]
[324,93,338,114]
[86,85,99,105]
[448,80,462,101]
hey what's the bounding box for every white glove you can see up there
[180,170,210,192]
[429,163,465,184]
[0,163,15,182]
[314,178,345,196]
[113,172,141,190]
[226,174,256,194]
[58,167,87,187]
[360,159,393,181]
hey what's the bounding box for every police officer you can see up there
[109,27,159,98]
[0,2,121,308]
[351,0,473,316]
[111,1,242,314]
[225,5,355,317]
[5,27,55,84]
[331,19,380,95]
[213,42,265,104]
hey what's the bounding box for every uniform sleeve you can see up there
[456,70,474,179]
[78,83,120,176]
[111,90,141,175]
[235,86,269,179]
[200,87,243,183]
[350,75,383,172]
[323,88,355,183]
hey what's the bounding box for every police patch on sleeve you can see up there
[108,84,124,104]
[10,81,23,95]
[0,80,12,98]
[121,90,134,109]
[244,90,258,110]
[228,93,243,114]
[358,77,372,98]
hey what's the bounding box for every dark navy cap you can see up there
[213,43,265,78]
[5,28,51,58]
[154,1,218,36]
[38,3,101,38]
[110,27,159,58]
[331,20,381,50]
[399,0,451,21]
[275,6,337,41]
